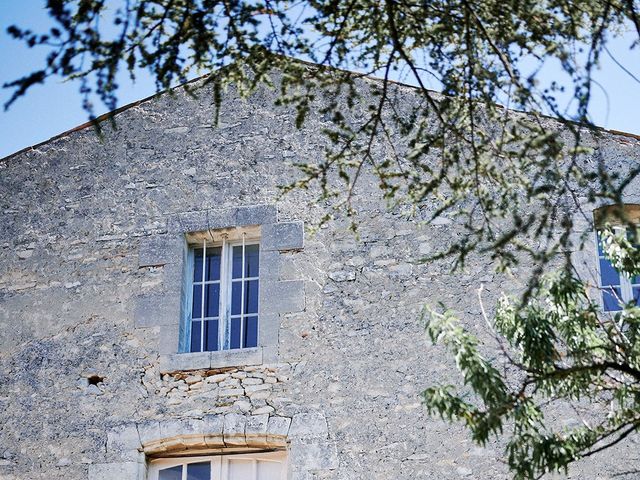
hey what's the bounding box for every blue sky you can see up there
[1,3,638,159]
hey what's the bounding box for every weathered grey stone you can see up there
[235,204,277,226]
[260,280,305,314]
[210,347,263,369]
[267,416,291,437]
[159,352,211,372]
[289,412,329,439]
[133,294,180,327]
[106,424,142,461]
[245,413,269,441]
[223,413,247,446]
[170,208,236,233]
[88,462,144,480]
[138,235,182,267]
[290,439,339,470]
[262,221,304,251]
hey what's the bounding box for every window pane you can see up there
[193,248,204,281]
[245,316,258,348]
[245,244,260,277]
[191,320,202,352]
[187,461,210,480]
[599,258,620,287]
[244,280,259,314]
[232,244,260,278]
[228,459,253,478]
[204,319,219,352]
[231,281,242,315]
[633,287,640,305]
[232,246,244,279]
[230,318,242,349]
[159,466,183,480]
[257,460,282,480]
[205,284,220,317]
[206,247,222,281]
[192,285,203,319]
[603,287,623,312]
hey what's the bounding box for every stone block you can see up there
[223,413,247,446]
[159,352,211,372]
[235,204,277,226]
[290,439,339,470]
[106,424,142,461]
[133,294,180,328]
[262,221,304,251]
[289,412,329,439]
[159,419,187,439]
[170,208,236,233]
[210,347,263,369]
[258,250,280,279]
[158,323,180,355]
[267,416,291,439]
[245,414,269,445]
[259,313,280,348]
[202,414,225,448]
[202,414,224,434]
[137,421,162,446]
[88,462,144,480]
[138,235,182,267]
[260,280,305,314]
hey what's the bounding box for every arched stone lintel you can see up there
[143,433,288,458]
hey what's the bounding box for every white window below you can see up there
[148,451,286,480]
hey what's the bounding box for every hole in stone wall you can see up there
[87,375,104,386]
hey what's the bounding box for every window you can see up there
[186,229,260,353]
[596,226,640,312]
[148,452,286,480]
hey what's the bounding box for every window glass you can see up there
[230,318,242,349]
[232,246,244,279]
[187,461,210,480]
[191,320,202,352]
[245,280,259,314]
[599,258,620,287]
[205,319,219,351]
[205,248,222,281]
[603,287,623,312]
[633,287,640,305]
[189,239,260,353]
[158,466,182,480]
[245,244,260,277]
[231,281,242,315]
[245,316,259,348]
[192,285,203,319]
[205,284,220,317]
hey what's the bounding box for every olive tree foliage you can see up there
[5,0,640,477]
[425,227,640,479]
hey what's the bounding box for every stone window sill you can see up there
[159,347,263,373]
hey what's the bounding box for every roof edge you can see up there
[2,62,639,163]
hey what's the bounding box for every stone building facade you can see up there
[1,74,640,480]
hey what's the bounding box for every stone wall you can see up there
[1,75,640,479]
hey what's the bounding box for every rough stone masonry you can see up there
[1,73,640,479]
